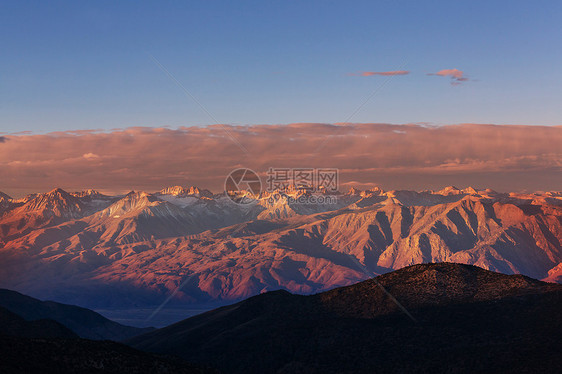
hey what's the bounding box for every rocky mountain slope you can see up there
[0,185,560,308]
[127,263,562,373]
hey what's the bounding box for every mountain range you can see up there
[0,185,561,308]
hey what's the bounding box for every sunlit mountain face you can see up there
[0,185,560,309]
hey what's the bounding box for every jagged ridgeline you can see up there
[0,186,561,307]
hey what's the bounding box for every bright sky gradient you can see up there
[1,0,562,133]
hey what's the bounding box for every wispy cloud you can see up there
[0,124,560,196]
[351,68,473,85]
[433,68,464,79]
[357,70,410,77]
[428,68,470,85]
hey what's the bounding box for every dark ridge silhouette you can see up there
[128,263,562,373]
[0,288,153,340]
[0,295,215,373]
[0,306,77,339]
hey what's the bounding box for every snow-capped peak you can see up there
[159,186,213,198]
[19,187,85,217]
[159,186,189,196]
[71,189,105,198]
[100,191,160,217]
[438,186,479,196]
[345,187,362,196]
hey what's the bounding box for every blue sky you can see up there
[1,0,561,133]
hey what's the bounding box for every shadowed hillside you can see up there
[0,335,217,374]
[128,263,562,374]
[0,288,152,340]
[0,306,77,339]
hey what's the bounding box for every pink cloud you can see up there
[433,69,464,79]
[427,69,468,86]
[0,124,560,197]
[359,70,410,77]
[428,68,471,85]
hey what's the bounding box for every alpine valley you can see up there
[0,185,561,311]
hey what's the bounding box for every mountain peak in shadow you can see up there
[128,263,562,374]
[318,262,557,319]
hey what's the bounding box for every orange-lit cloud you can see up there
[428,68,469,85]
[433,69,464,79]
[0,124,560,197]
[359,70,410,76]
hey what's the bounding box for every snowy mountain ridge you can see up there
[0,185,561,308]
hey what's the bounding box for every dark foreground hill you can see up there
[128,263,562,374]
[0,335,216,374]
[0,303,214,374]
[0,306,77,339]
[0,288,152,340]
